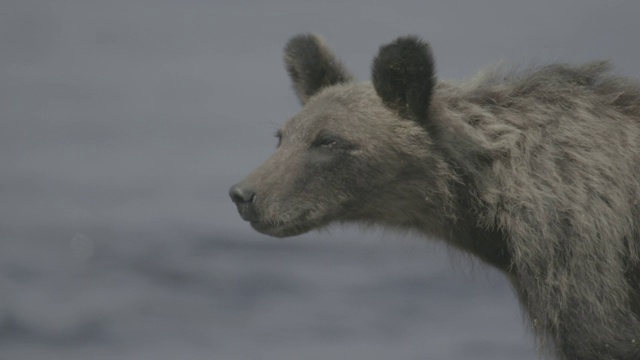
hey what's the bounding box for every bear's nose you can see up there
[229,183,258,222]
[229,184,255,204]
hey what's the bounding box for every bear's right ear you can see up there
[284,34,353,105]
[372,36,435,122]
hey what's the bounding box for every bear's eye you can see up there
[311,131,353,151]
[317,137,337,148]
[274,130,283,148]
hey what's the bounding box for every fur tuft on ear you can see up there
[372,36,435,121]
[284,34,353,105]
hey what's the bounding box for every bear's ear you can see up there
[284,34,353,105]
[372,36,435,122]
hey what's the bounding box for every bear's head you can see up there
[230,34,452,237]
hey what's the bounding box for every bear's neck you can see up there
[404,140,512,272]
[411,92,513,272]
[444,181,512,272]
[410,175,512,272]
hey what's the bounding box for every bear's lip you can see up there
[249,219,315,238]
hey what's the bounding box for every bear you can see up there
[229,34,640,359]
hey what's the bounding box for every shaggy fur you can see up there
[230,34,640,359]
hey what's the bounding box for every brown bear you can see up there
[229,34,640,360]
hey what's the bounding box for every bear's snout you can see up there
[229,183,258,222]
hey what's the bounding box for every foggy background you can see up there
[2,1,639,359]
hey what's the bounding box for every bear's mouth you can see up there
[249,210,321,238]
[250,220,315,238]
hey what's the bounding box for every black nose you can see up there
[229,184,255,204]
[229,183,258,222]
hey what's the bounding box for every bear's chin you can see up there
[250,221,315,238]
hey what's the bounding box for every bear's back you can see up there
[438,61,640,278]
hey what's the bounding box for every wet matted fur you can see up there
[230,34,640,359]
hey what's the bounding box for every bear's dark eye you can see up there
[311,131,354,151]
[317,137,337,148]
[274,130,283,147]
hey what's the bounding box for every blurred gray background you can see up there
[1,1,638,359]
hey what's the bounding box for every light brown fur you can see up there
[230,35,640,359]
